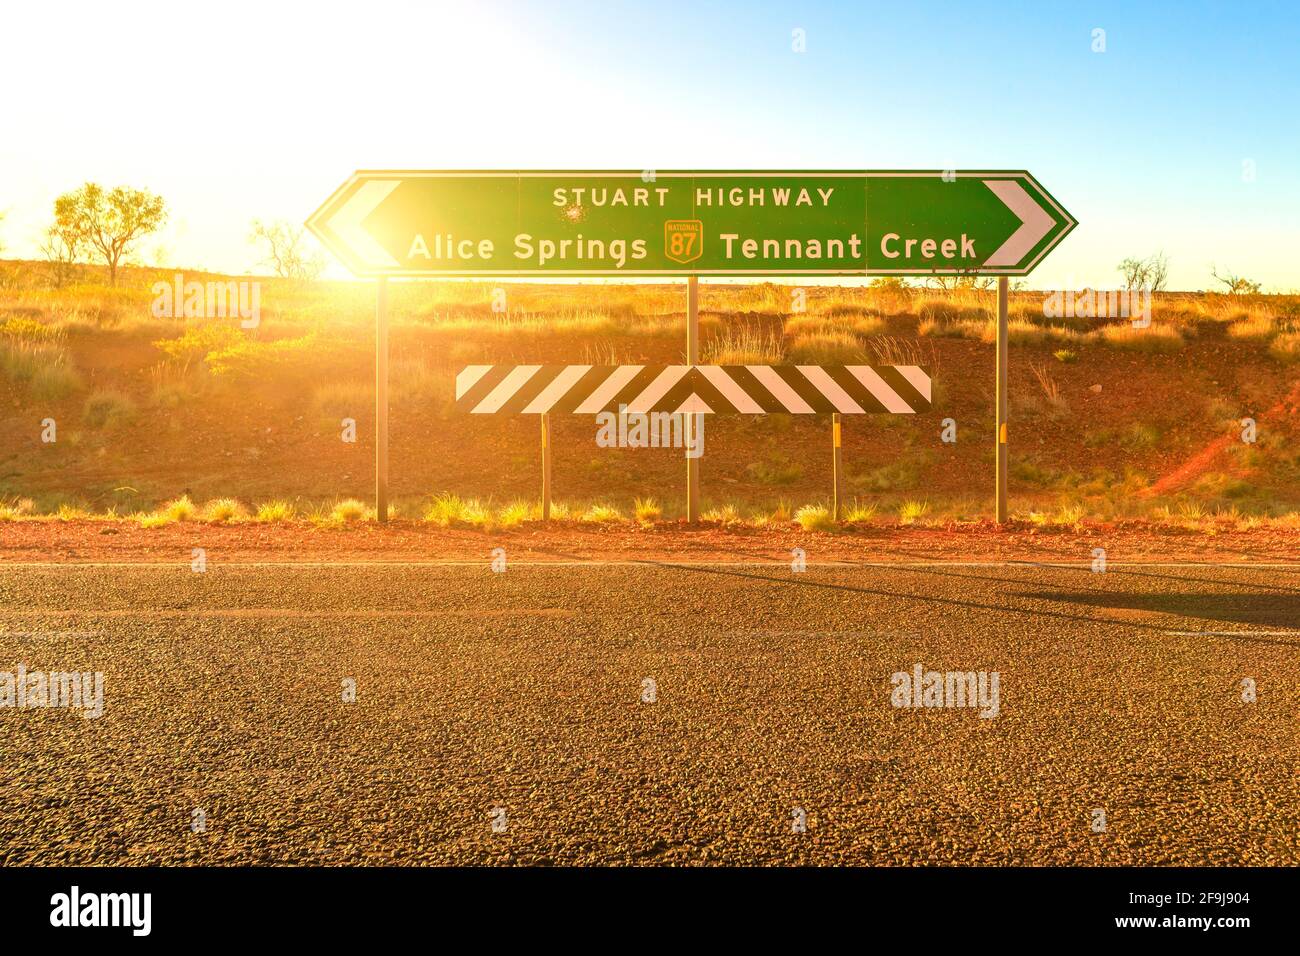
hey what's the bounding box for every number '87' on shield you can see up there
[664,219,703,264]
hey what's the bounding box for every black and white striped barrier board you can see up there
[455,365,931,415]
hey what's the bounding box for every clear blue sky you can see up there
[2,0,1296,290]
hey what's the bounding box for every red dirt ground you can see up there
[3,305,1297,515]
[1146,379,1300,496]
[1,520,1295,564]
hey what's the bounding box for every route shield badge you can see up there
[664,219,703,264]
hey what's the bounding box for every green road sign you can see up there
[307,170,1075,278]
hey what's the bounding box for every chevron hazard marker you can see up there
[455,365,932,415]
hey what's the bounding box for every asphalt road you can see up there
[1,561,1297,865]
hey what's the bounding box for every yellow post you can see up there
[832,412,844,522]
[541,413,552,521]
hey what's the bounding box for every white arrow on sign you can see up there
[314,179,401,270]
[982,179,1057,268]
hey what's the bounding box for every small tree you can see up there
[1210,265,1262,295]
[1144,252,1168,292]
[0,211,9,290]
[1118,252,1168,292]
[39,222,82,288]
[250,219,326,280]
[54,183,166,286]
[926,273,994,292]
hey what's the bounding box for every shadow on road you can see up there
[1102,565,1300,595]
[1018,591,1300,636]
[635,560,1175,633]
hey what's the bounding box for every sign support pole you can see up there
[832,412,844,521]
[995,276,1008,524]
[376,276,390,523]
[686,274,700,522]
[541,413,552,521]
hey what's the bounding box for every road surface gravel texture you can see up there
[1,562,1296,865]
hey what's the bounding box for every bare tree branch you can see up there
[250,219,326,281]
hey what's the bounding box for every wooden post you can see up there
[685,274,700,522]
[376,276,389,523]
[541,413,552,521]
[995,276,1009,524]
[832,412,844,522]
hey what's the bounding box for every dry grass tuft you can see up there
[1269,332,1300,363]
[581,503,625,524]
[254,500,295,522]
[785,330,866,364]
[202,498,248,523]
[634,496,662,526]
[703,325,784,364]
[898,500,931,525]
[138,495,197,528]
[701,503,744,527]
[1096,323,1183,352]
[496,500,535,528]
[423,493,490,528]
[328,498,374,523]
[0,498,36,521]
[843,499,878,523]
[795,503,835,531]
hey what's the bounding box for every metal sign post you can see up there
[995,277,1009,524]
[686,275,700,522]
[375,276,389,523]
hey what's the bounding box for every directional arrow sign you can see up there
[307,170,1075,278]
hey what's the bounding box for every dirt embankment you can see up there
[0,519,1295,565]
